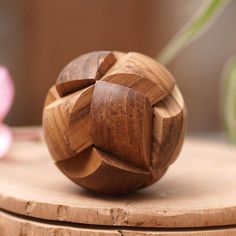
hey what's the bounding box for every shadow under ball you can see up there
[42,51,186,195]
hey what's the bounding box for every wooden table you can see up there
[0,129,236,235]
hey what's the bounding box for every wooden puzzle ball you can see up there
[42,51,186,195]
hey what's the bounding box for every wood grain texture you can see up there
[57,147,151,195]
[44,85,61,106]
[1,210,236,236]
[56,51,116,96]
[42,51,186,194]
[151,85,186,171]
[101,52,175,105]
[1,131,236,230]
[90,81,153,170]
[43,88,93,161]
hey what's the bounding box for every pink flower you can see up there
[0,66,14,158]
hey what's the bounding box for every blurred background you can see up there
[0,0,236,132]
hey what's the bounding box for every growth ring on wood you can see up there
[43,51,186,195]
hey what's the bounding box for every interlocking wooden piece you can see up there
[43,51,186,195]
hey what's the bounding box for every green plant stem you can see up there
[157,0,230,65]
[222,57,236,142]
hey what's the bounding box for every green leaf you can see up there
[222,57,236,142]
[157,0,230,65]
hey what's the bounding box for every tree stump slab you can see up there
[0,129,236,235]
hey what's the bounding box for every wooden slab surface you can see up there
[1,210,236,236]
[0,130,236,229]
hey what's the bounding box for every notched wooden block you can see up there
[56,51,116,96]
[101,52,175,104]
[43,51,186,195]
[56,147,151,195]
[90,81,152,170]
